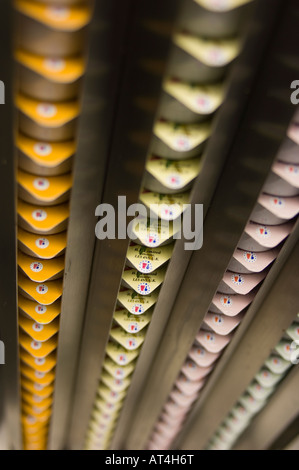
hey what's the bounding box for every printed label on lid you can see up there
[154,121,210,152]
[33,143,52,157]
[35,237,49,249]
[146,156,202,190]
[37,103,57,119]
[33,178,50,191]
[220,295,232,307]
[32,209,47,221]
[35,357,45,365]
[139,260,152,272]
[174,33,240,66]
[32,323,44,332]
[30,261,43,272]
[164,79,224,115]
[231,274,244,286]
[44,58,66,72]
[113,308,152,333]
[126,243,173,273]
[46,6,70,20]
[243,251,257,263]
[36,284,48,294]
[35,305,47,314]
[256,226,271,238]
[31,340,42,350]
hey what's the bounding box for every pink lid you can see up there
[210,291,255,316]
[160,411,185,426]
[148,435,171,449]
[228,247,279,274]
[155,420,182,436]
[238,221,294,252]
[203,311,244,335]
[164,399,191,416]
[147,442,165,451]
[182,359,213,380]
[175,374,205,395]
[253,194,299,223]
[169,388,198,407]
[195,329,232,353]
[189,344,220,367]
[272,161,299,189]
[150,431,173,447]
[219,270,267,295]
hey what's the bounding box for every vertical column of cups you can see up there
[146,110,299,451]
[85,0,253,451]
[206,318,299,450]
[14,0,91,450]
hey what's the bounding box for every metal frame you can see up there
[47,0,141,450]
[68,0,183,450]
[0,0,21,451]
[122,0,299,450]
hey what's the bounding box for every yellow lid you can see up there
[87,417,117,437]
[97,383,127,404]
[126,243,174,273]
[85,429,114,449]
[139,190,190,220]
[18,250,65,282]
[174,33,240,67]
[22,376,54,398]
[23,427,48,439]
[16,94,80,127]
[92,407,120,425]
[22,392,52,412]
[17,134,75,168]
[16,49,85,83]
[21,411,50,428]
[164,79,224,115]
[19,313,59,341]
[122,266,166,295]
[110,326,146,351]
[18,272,63,304]
[18,294,61,324]
[18,199,69,234]
[94,395,123,412]
[21,363,55,385]
[130,216,180,247]
[102,356,135,379]
[15,0,92,31]
[20,348,57,373]
[105,340,140,366]
[19,329,57,358]
[101,371,131,393]
[117,288,159,314]
[18,228,67,259]
[22,416,47,432]
[146,156,202,191]
[23,428,48,441]
[22,403,52,422]
[113,308,152,333]
[88,418,116,437]
[154,121,211,152]
[23,440,47,450]
[17,169,72,205]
